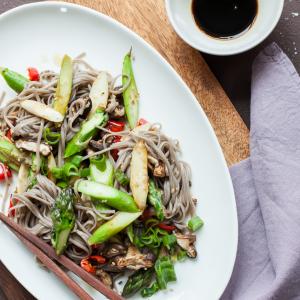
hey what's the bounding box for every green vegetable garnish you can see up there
[155,256,176,289]
[123,49,139,129]
[0,133,31,170]
[51,188,75,255]
[132,225,177,250]
[148,180,164,221]
[115,169,130,186]
[57,181,68,189]
[188,216,204,232]
[122,269,154,297]
[64,110,108,158]
[162,234,177,250]
[31,153,47,176]
[53,55,73,117]
[43,128,61,145]
[90,155,106,171]
[88,211,141,245]
[127,223,134,243]
[27,169,38,189]
[176,250,188,262]
[90,155,114,186]
[69,155,83,168]
[141,281,160,298]
[79,167,90,178]
[0,67,29,93]
[77,180,139,212]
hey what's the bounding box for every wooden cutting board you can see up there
[66,0,250,166]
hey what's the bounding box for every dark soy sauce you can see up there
[192,0,258,39]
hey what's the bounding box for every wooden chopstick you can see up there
[0,212,124,300]
[13,230,93,300]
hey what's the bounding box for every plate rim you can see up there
[0,1,238,299]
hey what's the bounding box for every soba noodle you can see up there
[0,54,196,264]
[11,175,115,261]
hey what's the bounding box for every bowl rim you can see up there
[165,0,285,56]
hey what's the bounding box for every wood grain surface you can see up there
[63,0,250,166]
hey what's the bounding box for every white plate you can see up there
[0,2,238,300]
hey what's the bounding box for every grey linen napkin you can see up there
[222,43,300,300]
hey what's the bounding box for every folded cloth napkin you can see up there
[221,43,300,300]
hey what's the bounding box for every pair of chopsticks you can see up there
[0,212,123,300]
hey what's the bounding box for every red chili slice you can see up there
[111,135,122,161]
[107,120,125,132]
[27,67,40,81]
[157,223,176,232]
[90,255,106,264]
[0,163,12,181]
[5,129,12,141]
[80,258,96,274]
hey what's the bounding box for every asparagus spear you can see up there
[51,188,75,255]
[89,72,109,117]
[88,211,141,245]
[122,269,154,297]
[0,133,31,170]
[64,110,108,158]
[148,180,164,221]
[0,67,29,93]
[77,180,139,212]
[130,141,148,210]
[53,55,73,117]
[123,50,139,129]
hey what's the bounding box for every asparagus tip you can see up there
[128,46,133,58]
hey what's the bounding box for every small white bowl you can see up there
[165,0,284,56]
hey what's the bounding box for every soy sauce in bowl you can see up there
[192,0,258,39]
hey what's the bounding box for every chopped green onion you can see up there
[51,167,64,179]
[145,218,160,228]
[176,250,188,262]
[141,281,160,298]
[68,155,83,168]
[155,256,176,289]
[115,169,130,186]
[90,154,106,171]
[188,216,204,232]
[162,234,177,250]
[63,162,78,177]
[127,223,134,243]
[57,181,68,189]
[79,167,90,178]
[132,225,171,250]
[40,156,48,176]
[148,180,164,221]
[51,162,79,181]
[43,128,61,145]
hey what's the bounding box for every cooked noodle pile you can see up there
[0,55,195,263]
[11,175,115,261]
[84,126,195,224]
